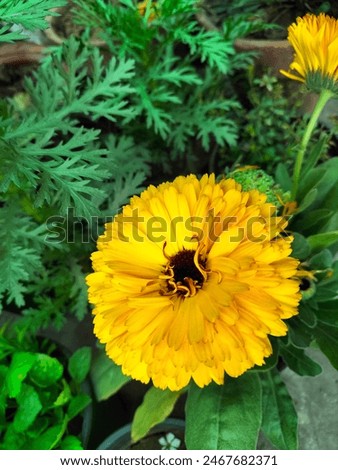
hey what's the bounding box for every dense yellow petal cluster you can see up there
[87,174,301,391]
[280,13,338,93]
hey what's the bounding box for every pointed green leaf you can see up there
[67,394,92,421]
[316,300,338,326]
[309,249,333,269]
[307,231,338,252]
[29,354,63,388]
[275,163,291,192]
[68,347,92,384]
[298,303,317,328]
[313,322,338,370]
[6,352,37,398]
[291,233,310,260]
[295,188,317,214]
[260,369,298,449]
[279,344,322,376]
[30,423,65,450]
[288,318,314,348]
[185,374,262,450]
[131,387,182,442]
[90,350,130,401]
[13,383,42,432]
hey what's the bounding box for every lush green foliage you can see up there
[0,0,337,451]
[0,0,67,42]
[0,323,92,449]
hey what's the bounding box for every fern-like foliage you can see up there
[0,198,56,308]
[72,0,255,172]
[0,34,146,316]
[0,0,67,42]
[1,37,136,218]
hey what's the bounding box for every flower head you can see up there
[87,174,301,391]
[280,13,338,94]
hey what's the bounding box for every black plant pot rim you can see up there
[97,418,185,450]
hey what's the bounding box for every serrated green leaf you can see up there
[6,352,37,398]
[0,0,67,34]
[68,347,92,384]
[131,387,182,443]
[260,369,298,449]
[279,344,322,376]
[185,375,262,450]
[29,354,64,388]
[13,383,42,432]
[90,350,131,401]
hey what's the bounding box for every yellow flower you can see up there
[137,0,157,22]
[280,13,338,93]
[87,174,301,391]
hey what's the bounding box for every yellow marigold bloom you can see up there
[280,13,338,93]
[87,174,301,391]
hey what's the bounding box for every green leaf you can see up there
[298,158,338,210]
[67,394,92,421]
[315,300,338,326]
[302,133,330,175]
[0,0,67,31]
[185,374,262,450]
[13,383,42,432]
[131,387,182,443]
[295,188,318,214]
[68,347,92,384]
[54,381,72,408]
[313,322,338,370]
[291,233,310,260]
[296,209,333,232]
[309,249,333,269]
[29,354,64,388]
[260,369,298,450]
[90,350,131,401]
[6,352,37,398]
[298,303,317,328]
[275,163,292,192]
[279,344,322,376]
[288,318,314,349]
[307,231,338,252]
[60,435,84,450]
[30,423,66,450]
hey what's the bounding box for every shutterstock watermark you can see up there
[45,207,289,245]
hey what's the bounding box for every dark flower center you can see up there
[299,278,311,291]
[170,249,206,285]
[160,247,208,298]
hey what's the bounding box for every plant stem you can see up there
[291,88,334,199]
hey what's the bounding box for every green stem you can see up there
[291,88,334,199]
